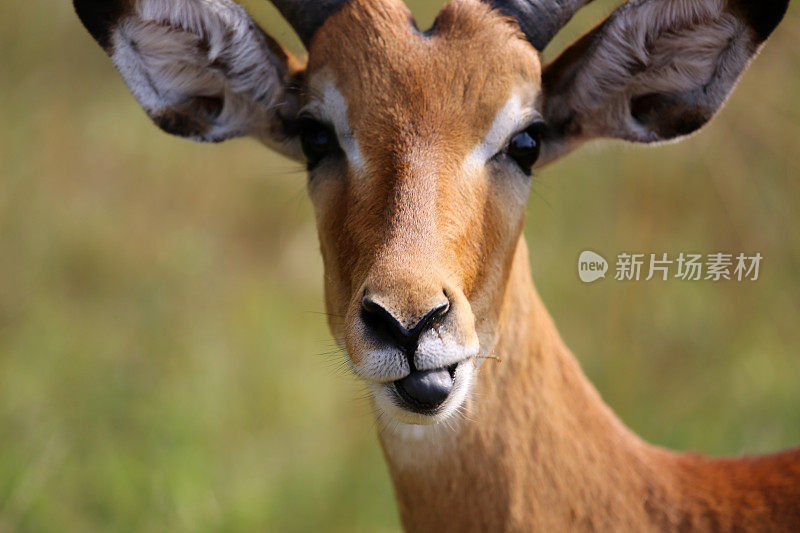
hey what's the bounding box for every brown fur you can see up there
[384,238,800,531]
[74,0,799,529]
[301,1,800,530]
[305,0,540,367]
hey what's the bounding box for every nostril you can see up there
[425,299,450,325]
[360,296,383,316]
[361,296,412,346]
[360,293,451,351]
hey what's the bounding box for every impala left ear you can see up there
[74,0,305,158]
[536,0,789,167]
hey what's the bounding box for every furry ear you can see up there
[74,0,303,158]
[537,0,789,167]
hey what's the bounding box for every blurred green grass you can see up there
[0,0,799,530]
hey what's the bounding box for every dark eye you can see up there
[504,122,545,174]
[299,118,340,170]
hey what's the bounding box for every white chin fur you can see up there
[369,359,476,427]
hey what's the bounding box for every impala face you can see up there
[302,1,541,424]
[74,0,788,428]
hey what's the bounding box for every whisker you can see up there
[305,310,347,319]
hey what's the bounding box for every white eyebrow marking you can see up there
[463,93,535,174]
[323,82,364,169]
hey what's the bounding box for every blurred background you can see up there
[1,0,799,530]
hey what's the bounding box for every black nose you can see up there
[394,365,455,411]
[361,295,454,412]
[360,296,449,353]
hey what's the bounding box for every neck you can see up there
[378,237,800,531]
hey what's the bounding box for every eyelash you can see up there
[297,116,341,170]
[497,121,547,175]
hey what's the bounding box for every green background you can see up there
[1,0,799,530]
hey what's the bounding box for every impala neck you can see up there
[378,236,799,531]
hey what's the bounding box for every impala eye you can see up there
[299,118,340,170]
[504,122,545,174]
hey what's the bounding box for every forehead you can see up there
[304,0,541,156]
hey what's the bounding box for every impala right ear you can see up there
[536,0,789,167]
[74,0,304,159]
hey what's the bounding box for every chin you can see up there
[369,360,477,427]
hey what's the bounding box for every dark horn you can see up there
[270,0,350,47]
[484,0,595,51]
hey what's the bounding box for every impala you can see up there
[74,0,798,529]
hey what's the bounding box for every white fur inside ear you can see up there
[106,0,293,146]
[543,0,756,156]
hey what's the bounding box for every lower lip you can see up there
[391,363,458,414]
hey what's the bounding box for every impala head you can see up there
[75,0,787,425]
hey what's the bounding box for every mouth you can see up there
[367,358,476,426]
[391,363,458,415]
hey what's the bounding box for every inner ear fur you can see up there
[536,0,789,166]
[74,0,305,157]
